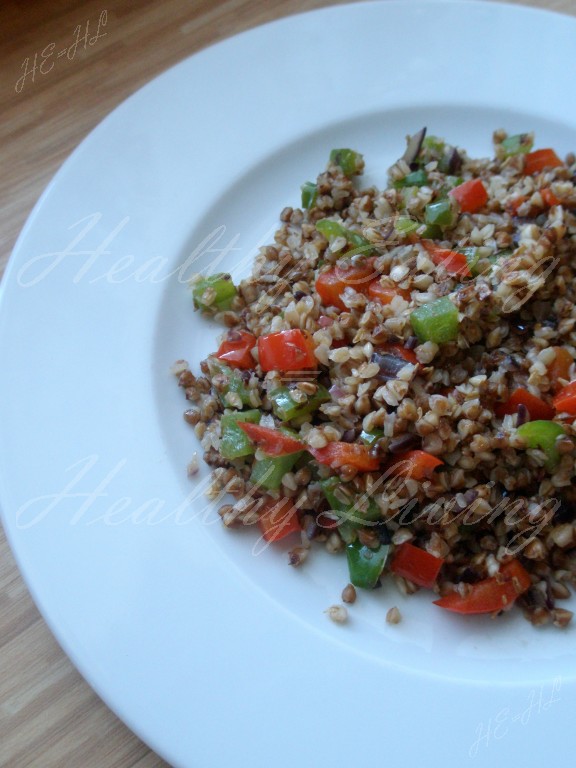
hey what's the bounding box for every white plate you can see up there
[1,1,575,765]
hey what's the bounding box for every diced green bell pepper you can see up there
[219,410,261,460]
[329,148,364,177]
[422,135,445,155]
[320,476,382,529]
[421,223,443,240]
[250,451,303,491]
[424,199,457,229]
[301,181,318,210]
[395,217,419,236]
[315,218,376,257]
[359,429,384,446]
[208,359,254,408]
[393,169,428,189]
[459,246,481,275]
[192,273,237,312]
[346,539,390,589]
[269,384,330,422]
[501,133,533,157]
[517,420,566,471]
[410,297,459,344]
[459,246,500,277]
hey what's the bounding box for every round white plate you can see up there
[1,1,575,765]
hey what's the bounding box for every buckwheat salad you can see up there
[174,128,576,628]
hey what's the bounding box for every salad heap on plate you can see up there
[174,128,576,627]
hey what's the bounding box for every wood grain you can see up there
[1,0,575,766]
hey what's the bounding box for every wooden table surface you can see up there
[1,0,574,765]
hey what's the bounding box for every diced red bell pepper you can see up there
[553,380,576,416]
[382,343,418,365]
[523,148,563,176]
[449,178,488,213]
[433,559,532,614]
[495,387,554,421]
[371,343,418,366]
[548,348,573,392]
[237,422,304,456]
[421,239,472,278]
[390,542,444,589]
[506,194,529,216]
[315,269,347,311]
[256,496,301,542]
[540,188,562,207]
[315,261,377,311]
[506,188,562,217]
[258,329,317,372]
[214,330,257,369]
[387,450,443,481]
[367,280,411,304]
[308,442,380,472]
